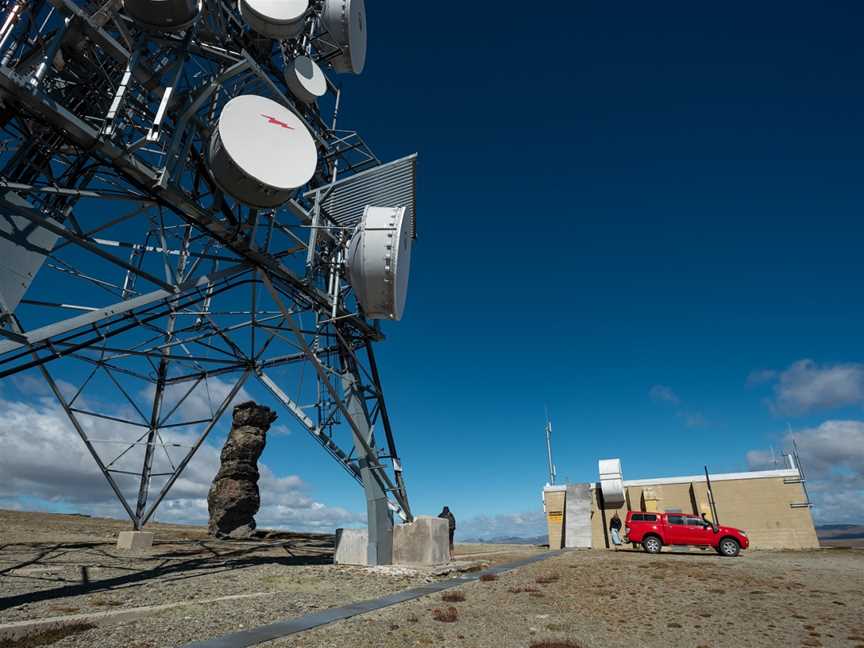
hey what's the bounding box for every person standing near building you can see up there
[439,506,456,557]
[609,513,623,549]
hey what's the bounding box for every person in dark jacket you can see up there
[609,513,623,548]
[439,506,456,557]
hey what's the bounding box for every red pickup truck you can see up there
[625,511,749,557]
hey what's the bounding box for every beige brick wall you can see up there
[589,475,818,550]
[543,489,566,550]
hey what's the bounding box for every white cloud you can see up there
[455,511,547,541]
[0,391,363,532]
[758,359,864,415]
[270,424,292,437]
[747,420,864,524]
[679,411,708,429]
[649,385,708,428]
[649,384,680,405]
[746,368,777,386]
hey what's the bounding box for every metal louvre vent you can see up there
[306,153,417,238]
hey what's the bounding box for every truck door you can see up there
[684,517,713,545]
[665,514,688,545]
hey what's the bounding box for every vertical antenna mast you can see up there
[545,407,557,485]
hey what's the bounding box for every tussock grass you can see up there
[508,585,539,594]
[90,598,123,607]
[432,606,459,623]
[441,591,466,603]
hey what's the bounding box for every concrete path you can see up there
[184,551,562,648]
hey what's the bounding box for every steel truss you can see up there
[0,0,415,562]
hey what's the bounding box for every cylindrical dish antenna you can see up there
[322,0,366,74]
[208,95,317,208]
[347,205,412,320]
[123,0,202,32]
[239,0,309,39]
[285,56,327,104]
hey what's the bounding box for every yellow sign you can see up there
[547,513,563,522]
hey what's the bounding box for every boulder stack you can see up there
[207,400,277,538]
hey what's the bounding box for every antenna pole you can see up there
[704,465,720,525]
[545,408,556,485]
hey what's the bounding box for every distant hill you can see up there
[816,524,864,546]
[460,535,547,545]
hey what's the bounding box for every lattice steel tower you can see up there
[0,0,416,565]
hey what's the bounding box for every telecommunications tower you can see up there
[0,0,417,565]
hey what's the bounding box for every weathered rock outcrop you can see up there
[207,401,277,538]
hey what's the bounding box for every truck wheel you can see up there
[718,538,740,557]
[642,535,662,554]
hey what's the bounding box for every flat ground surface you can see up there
[0,510,536,647]
[1,510,862,648]
[268,548,864,648]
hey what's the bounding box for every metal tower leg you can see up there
[341,371,393,566]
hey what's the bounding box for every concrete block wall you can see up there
[334,528,369,565]
[393,516,449,565]
[335,517,450,566]
[564,484,592,548]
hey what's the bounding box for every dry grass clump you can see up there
[441,591,466,603]
[47,606,79,615]
[479,573,498,582]
[432,606,459,623]
[509,585,540,594]
[91,598,123,607]
[0,623,96,648]
[535,573,560,585]
[529,641,582,648]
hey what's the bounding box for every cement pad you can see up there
[365,559,487,578]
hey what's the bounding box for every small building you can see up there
[542,458,819,550]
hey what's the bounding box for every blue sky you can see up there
[2,2,863,536]
[335,1,864,531]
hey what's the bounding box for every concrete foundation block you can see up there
[334,528,369,566]
[565,483,592,548]
[116,531,153,551]
[393,516,449,565]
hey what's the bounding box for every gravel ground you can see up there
[4,510,861,648]
[0,510,535,647]
[264,547,864,648]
